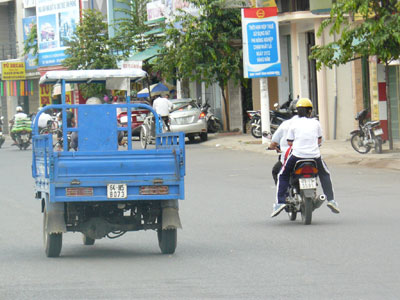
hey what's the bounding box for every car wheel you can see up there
[188,135,195,143]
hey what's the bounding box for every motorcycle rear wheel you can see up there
[374,136,383,154]
[301,197,313,225]
[350,133,371,154]
[251,126,262,138]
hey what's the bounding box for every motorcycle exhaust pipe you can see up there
[313,194,326,209]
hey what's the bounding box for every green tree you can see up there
[111,0,152,57]
[63,9,117,98]
[310,0,400,149]
[155,0,243,130]
[23,23,38,65]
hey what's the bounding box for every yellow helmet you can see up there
[296,98,313,108]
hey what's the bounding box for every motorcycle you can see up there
[200,102,222,133]
[10,117,32,150]
[247,110,262,138]
[350,109,383,154]
[247,109,287,139]
[0,116,5,148]
[285,159,326,225]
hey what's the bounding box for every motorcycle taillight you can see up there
[295,165,318,175]
[199,112,206,119]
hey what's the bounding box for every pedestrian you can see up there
[152,92,172,131]
[271,98,340,218]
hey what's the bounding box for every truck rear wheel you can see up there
[157,229,177,254]
[82,234,95,246]
[43,211,62,257]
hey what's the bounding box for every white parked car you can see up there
[169,98,208,142]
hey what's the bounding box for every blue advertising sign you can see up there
[36,0,79,67]
[22,16,38,70]
[241,7,281,78]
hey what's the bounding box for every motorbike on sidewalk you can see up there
[0,116,5,148]
[247,109,288,139]
[200,101,222,133]
[285,159,326,225]
[350,109,383,154]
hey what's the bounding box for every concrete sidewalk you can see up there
[202,132,400,171]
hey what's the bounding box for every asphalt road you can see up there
[0,139,399,299]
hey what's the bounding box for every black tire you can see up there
[301,197,313,225]
[140,125,149,149]
[43,210,62,257]
[288,210,297,221]
[82,234,95,246]
[200,132,208,142]
[350,133,371,154]
[188,135,195,143]
[251,126,262,139]
[157,229,177,254]
[374,136,383,154]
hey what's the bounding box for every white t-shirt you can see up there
[38,113,53,128]
[14,112,27,120]
[286,117,322,158]
[153,97,173,117]
[271,115,298,163]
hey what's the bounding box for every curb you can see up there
[202,133,400,172]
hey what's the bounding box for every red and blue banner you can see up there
[241,7,281,78]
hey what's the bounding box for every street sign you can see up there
[241,7,281,78]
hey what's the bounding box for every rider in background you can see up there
[271,98,340,218]
[152,93,172,131]
[10,106,28,144]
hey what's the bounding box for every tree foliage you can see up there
[310,0,400,70]
[111,0,154,57]
[155,0,243,130]
[23,23,38,64]
[63,9,117,97]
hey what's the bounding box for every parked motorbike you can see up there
[200,102,222,133]
[285,158,326,225]
[0,116,5,148]
[247,109,288,139]
[350,109,383,154]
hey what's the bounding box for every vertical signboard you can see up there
[39,84,52,106]
[36,0,80,67]
[241,7,281,78]
[22,16,38,70]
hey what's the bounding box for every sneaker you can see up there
[271,203,287,218]
[327,200,340,214]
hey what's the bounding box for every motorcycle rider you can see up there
[271,98,340,217]
[269,104,299,184]
[152,92,172,131]
[37,106,54,132]
[10,106,28,144]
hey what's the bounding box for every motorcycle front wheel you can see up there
[350,133,371,154]
[140,125,150,149]
[251,126,262,138]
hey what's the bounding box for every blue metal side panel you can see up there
[78,105,118,151]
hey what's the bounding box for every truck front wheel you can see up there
[43,211,62,257]
[157,229,177,254]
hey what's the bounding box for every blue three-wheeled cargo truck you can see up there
[32,70,185,257]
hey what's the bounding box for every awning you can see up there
[128,45,162,62]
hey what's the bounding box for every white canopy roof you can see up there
[39,69,147,85]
